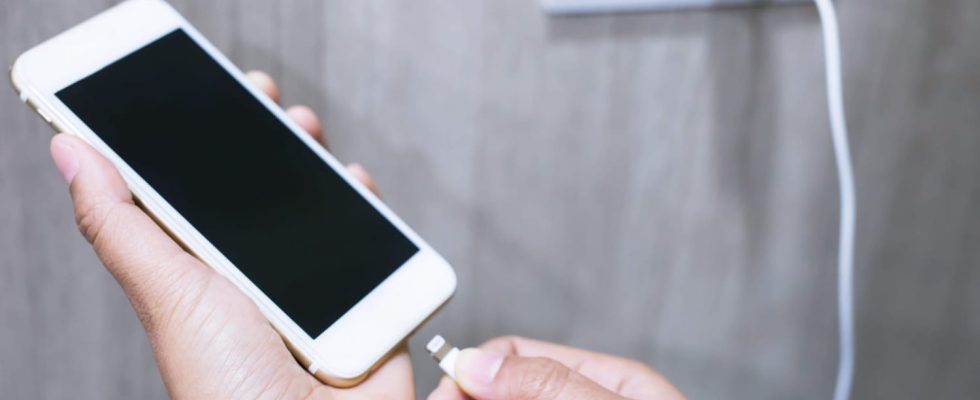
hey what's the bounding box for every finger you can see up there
[245,70,280,104]
[286,105,326,147]
[480,336,628,368]
[454,348,618,400]
[346,163,380,197]
[244,73,325,146]
[478,336,682,398]
[427,376,467,400]
[50,134,214,331]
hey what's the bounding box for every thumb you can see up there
[51,134,212,331]
[454,348,621,400]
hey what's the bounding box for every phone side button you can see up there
[36,107,53,123]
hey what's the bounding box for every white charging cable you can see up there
[813,1,856,400]
[440,3,857,399]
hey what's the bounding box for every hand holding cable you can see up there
[427,336,684,400]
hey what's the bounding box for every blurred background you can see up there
[2,0,979,398]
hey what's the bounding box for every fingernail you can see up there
[51,137,80,184]
[456,348,504,385]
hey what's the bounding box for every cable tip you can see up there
[426,335,447,354]
[425,334,460,381]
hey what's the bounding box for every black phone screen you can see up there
[56,29,418,337]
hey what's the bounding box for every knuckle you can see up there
[75,201,120,246]
[96,240,208,336]
[514,358,571,400]
[139,254,211,331]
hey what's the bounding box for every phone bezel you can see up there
[10,0,456,384]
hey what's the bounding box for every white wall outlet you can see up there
[541,0,809,15]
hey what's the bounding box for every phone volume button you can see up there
[36,107,53,123]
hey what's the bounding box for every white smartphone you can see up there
[10,0,456,386]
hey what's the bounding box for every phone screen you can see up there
[56,29,419,337]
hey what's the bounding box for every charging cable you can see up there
[430,2,857,399]
[426,335,461,380]
[813,1,856,400]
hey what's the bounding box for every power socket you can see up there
[541,0,809,15]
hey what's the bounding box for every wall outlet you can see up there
[541,0,809,15]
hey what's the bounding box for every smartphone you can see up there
[10,0,456,386]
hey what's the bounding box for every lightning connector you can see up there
[426,335,461,381]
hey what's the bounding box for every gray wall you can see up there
[2,0,978,399]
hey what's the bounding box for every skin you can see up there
[48,70,685,400]
[429,336,684,400]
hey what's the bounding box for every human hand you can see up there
[48,70,402,399]
[427,336,685,400]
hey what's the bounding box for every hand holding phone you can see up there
[13,0,455,385]
[48,74,415,399]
